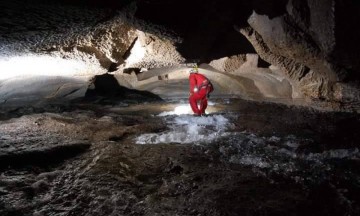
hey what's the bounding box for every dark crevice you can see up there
[108,62,119,72]
[61,88,82,98]
[258,57,271,68]
[84,73,162,103]
[252,0,289,19]
[204,26,257,62]
[123,68,141,75]
[122,37,138,60]
[333,0,360,75]
[298,66,311,81]
[0,143,91,170]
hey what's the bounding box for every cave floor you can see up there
[1,98,360,216]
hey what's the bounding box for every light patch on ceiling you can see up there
[0,55,92,80]
[125,36,146,67]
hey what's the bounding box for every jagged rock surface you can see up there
[0,0,359,110]
[238,0,360,109]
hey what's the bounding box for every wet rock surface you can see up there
[1,98,360,215]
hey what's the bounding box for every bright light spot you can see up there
[158,105,192,116]
[174,105,192,115]
[158,102,219,117]
[0,55,92,80]
[208,101,216,106]
[125,36,146,67]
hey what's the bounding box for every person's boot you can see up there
[193,112,201,117]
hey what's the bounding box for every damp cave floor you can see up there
[0,98,360,216]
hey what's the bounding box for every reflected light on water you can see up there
[173,102,220,115]
[159,102,221,116]
[174,105,192,115]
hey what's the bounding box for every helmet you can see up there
[189,65,199,73]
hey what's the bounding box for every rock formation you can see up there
[239,0,360,108]
[0,0,359,111]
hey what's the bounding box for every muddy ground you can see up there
[1,98,360,216]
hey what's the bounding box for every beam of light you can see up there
[0,55,97,80]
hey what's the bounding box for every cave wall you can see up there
[0,0,185,104]
[0,0,360,110]
[238,0,360,108]
[133,0,360,108]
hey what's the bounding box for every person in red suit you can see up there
[188,65,214,116]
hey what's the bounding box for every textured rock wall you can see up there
[0,0,360,110]
[238,0,360,109]
[0,0,185,104]
[0,1,145,70]
[0,0,187,71]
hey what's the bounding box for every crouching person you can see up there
[188,65,214,116]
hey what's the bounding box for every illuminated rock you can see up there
[0,0,359,111]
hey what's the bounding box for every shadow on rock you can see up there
[0,142,90,169]
[83,73,162,105]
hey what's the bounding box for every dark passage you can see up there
[84,73,162,104]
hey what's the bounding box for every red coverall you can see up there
[189,73,213,115]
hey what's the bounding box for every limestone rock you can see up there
[209,55,246,72]
[122,31,185,69]
[0,0,360,111]
[238,0,360,107]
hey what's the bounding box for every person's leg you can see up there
[200,97,208,115]
[189,95,201,115]
[197,89,208,115]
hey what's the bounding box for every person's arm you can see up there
[189,74,197,95]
